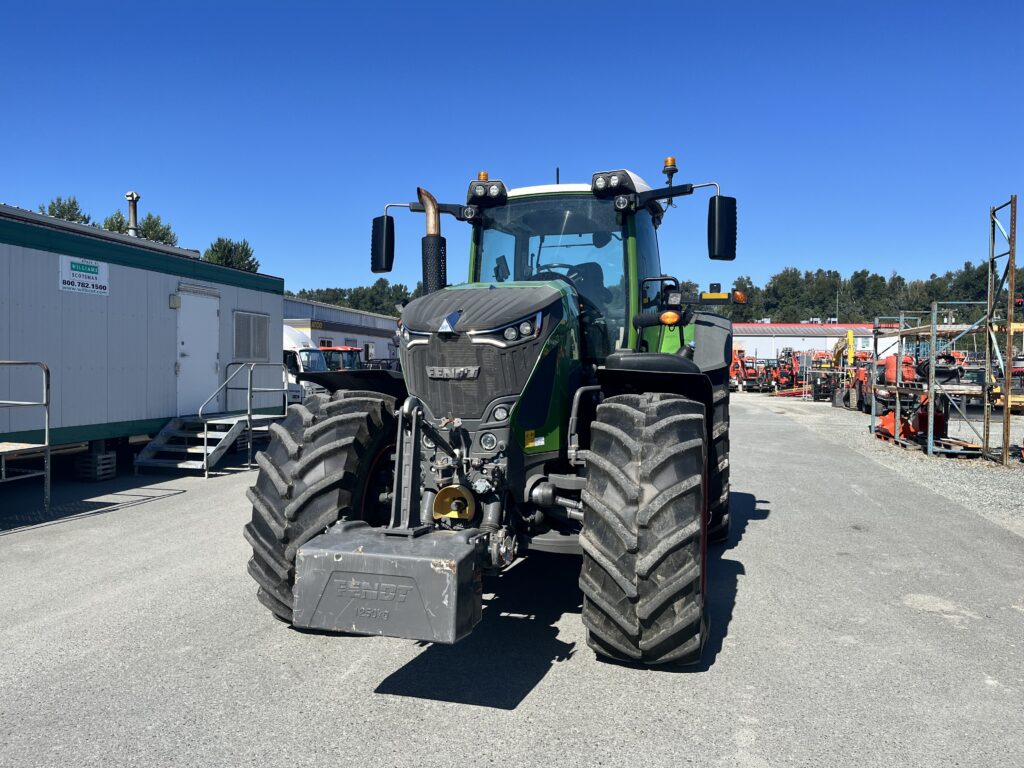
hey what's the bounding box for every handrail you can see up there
[0,361,51,513]
[197,362,289,476]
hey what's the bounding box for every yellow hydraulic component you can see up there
[433,485,476,520]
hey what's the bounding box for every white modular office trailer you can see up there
[0,205,285,447]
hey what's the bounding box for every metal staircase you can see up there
[135,362,289,476]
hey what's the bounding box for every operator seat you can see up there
[569,262,613,307]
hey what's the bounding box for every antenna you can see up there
[556,167,560,184]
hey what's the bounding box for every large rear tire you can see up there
[243,390,396,622]
[707,381,730,544]
[580,393,708,665]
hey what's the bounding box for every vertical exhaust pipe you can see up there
[417,187,447,294]
[125,191,140,237]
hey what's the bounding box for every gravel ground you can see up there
[743,392,1024,536]
[1,402,1022,767]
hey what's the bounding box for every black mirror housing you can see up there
[707,195,737,261]
[371,215,395,273]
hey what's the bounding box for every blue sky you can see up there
[2,2,1020,293]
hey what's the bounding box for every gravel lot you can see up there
[750,392,1024,536]
[1,398,1022,767]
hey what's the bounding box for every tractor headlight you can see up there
[470,311,543,347]
[479,433,498,451]
[591,169,638,198]
[466,178,507,206]
[493,405,509,422]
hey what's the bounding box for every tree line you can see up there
[38,195,259,272]
[725,262,1021,324]
[286,279,423,317]
[40,196,1017,318]
[290,262,1020,322]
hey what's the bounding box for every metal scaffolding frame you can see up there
[870,196,1018,464]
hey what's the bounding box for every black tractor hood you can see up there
[401,283,565,333]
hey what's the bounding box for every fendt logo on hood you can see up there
[427,366,480,380]
[438,310,462,334]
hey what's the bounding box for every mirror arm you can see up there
[409,201,470,221]
[637,181,721,208]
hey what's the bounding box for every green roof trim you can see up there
[0,215,284,295]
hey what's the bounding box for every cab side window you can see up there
[635,210,662,308]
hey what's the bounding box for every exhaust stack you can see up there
[125,191,140,237]
[417,187,447,295]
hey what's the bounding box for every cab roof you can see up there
[507,171,653,199]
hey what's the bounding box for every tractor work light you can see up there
[614,195,630,211]
[666,291,683,306]
[492,405,509,422]
[591,169,638,198]
[518,320,534,336]
[467,178,507,207]
[479,433,499,451]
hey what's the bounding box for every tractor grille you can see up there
[404,333,547,419]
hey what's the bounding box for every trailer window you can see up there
[234,311,270,362]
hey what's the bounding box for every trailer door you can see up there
[176,293,220,415]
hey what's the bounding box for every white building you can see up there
[284,297,398,360]
[0,204,284,447]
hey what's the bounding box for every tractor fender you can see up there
[596,364,718,446]
[690,311,733,374]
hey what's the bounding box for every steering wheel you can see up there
[529,263,578,289]
[535,262,575,272]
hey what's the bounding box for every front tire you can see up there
[243,390,396,622]
[580,393,708,665]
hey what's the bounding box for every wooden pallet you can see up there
[75,451,117,482]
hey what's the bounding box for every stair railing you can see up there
[0,361,51,513]
[197,362,289,477]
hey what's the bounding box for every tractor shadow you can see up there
[374,550,580,710]
[374,492,769,706]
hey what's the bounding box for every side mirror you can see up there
[707,195,737,261]
[371,215,395,273]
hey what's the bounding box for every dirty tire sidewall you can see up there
[580,392,708,666]
[243,390,396,623]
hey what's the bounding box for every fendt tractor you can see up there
[244,158,741,665]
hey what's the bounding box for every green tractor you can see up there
[244,158,740,665]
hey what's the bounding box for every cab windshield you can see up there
[323,349,363,371]
[476,195,627,357]
[298,349,328,372]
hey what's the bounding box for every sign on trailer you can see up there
[59,255,109,295]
